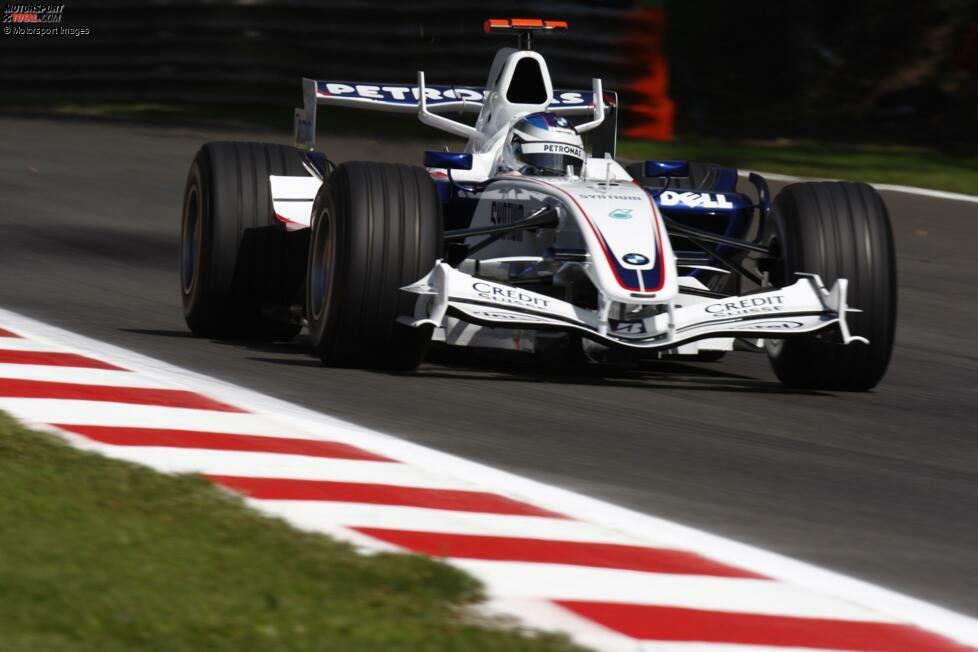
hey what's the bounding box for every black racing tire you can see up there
[763,182,897,391]
[180,142,310,340]
[306,161,442,370]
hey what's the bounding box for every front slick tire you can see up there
[764,182,897,391]
[306,162,442,370]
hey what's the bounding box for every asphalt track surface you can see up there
[1,116,976,617]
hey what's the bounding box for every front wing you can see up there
[400,263,868,351]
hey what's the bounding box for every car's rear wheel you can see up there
[180,142,310,340]
[306,161,442,370]
[763,182,897,390]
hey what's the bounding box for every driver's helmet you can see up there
[502,112,585,177]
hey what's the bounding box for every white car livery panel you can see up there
[268,175,320,229]
[516,175,679,303]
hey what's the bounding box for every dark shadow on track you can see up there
[141,333,832,395]
[246,344,829,395]
[247,357,324,368]
[119,328,196,339]
[120,328,311,356]
[385,368,828,395]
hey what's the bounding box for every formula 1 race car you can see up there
[179,18,896,390]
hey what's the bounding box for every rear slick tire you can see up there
[180,142,308,340]
[305,161,442,370]
[764,182,897,391]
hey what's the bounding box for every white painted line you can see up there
[62,444,475,490]
[249,500,650,545]
[870,182,978,202]
[482,604,849,652]
[0,399,316,438]
[486,597,851,652]
[0,337,74,352]
[1,307,977,649]
[0,363,167,388]
[454,560,897,622]
[739,169,978,204]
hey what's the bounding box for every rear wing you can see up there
[294,78,619,156]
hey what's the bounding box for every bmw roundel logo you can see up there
[554,116,569,128]
[622,253,649,265]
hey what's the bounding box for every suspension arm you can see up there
[444,206,559,241]
[663,217,770,255]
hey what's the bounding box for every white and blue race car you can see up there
[179,18,896,390]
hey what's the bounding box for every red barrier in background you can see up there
[621,5,675,141]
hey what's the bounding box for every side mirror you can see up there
[644,160,689,177]
[424,151,473,171]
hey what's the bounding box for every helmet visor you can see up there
[517,141,584,176]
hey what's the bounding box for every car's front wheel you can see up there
[763,182,897,390]
[305,161,442,370]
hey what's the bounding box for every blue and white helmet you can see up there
[502,112,585,177]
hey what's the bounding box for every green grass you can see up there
[618,136,978,196]
[0,414,585,652]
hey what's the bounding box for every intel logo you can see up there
[622,253,649,265]
[608,208,633,220]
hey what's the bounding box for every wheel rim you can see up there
[181,185,202,295]
[309,212,332,320]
